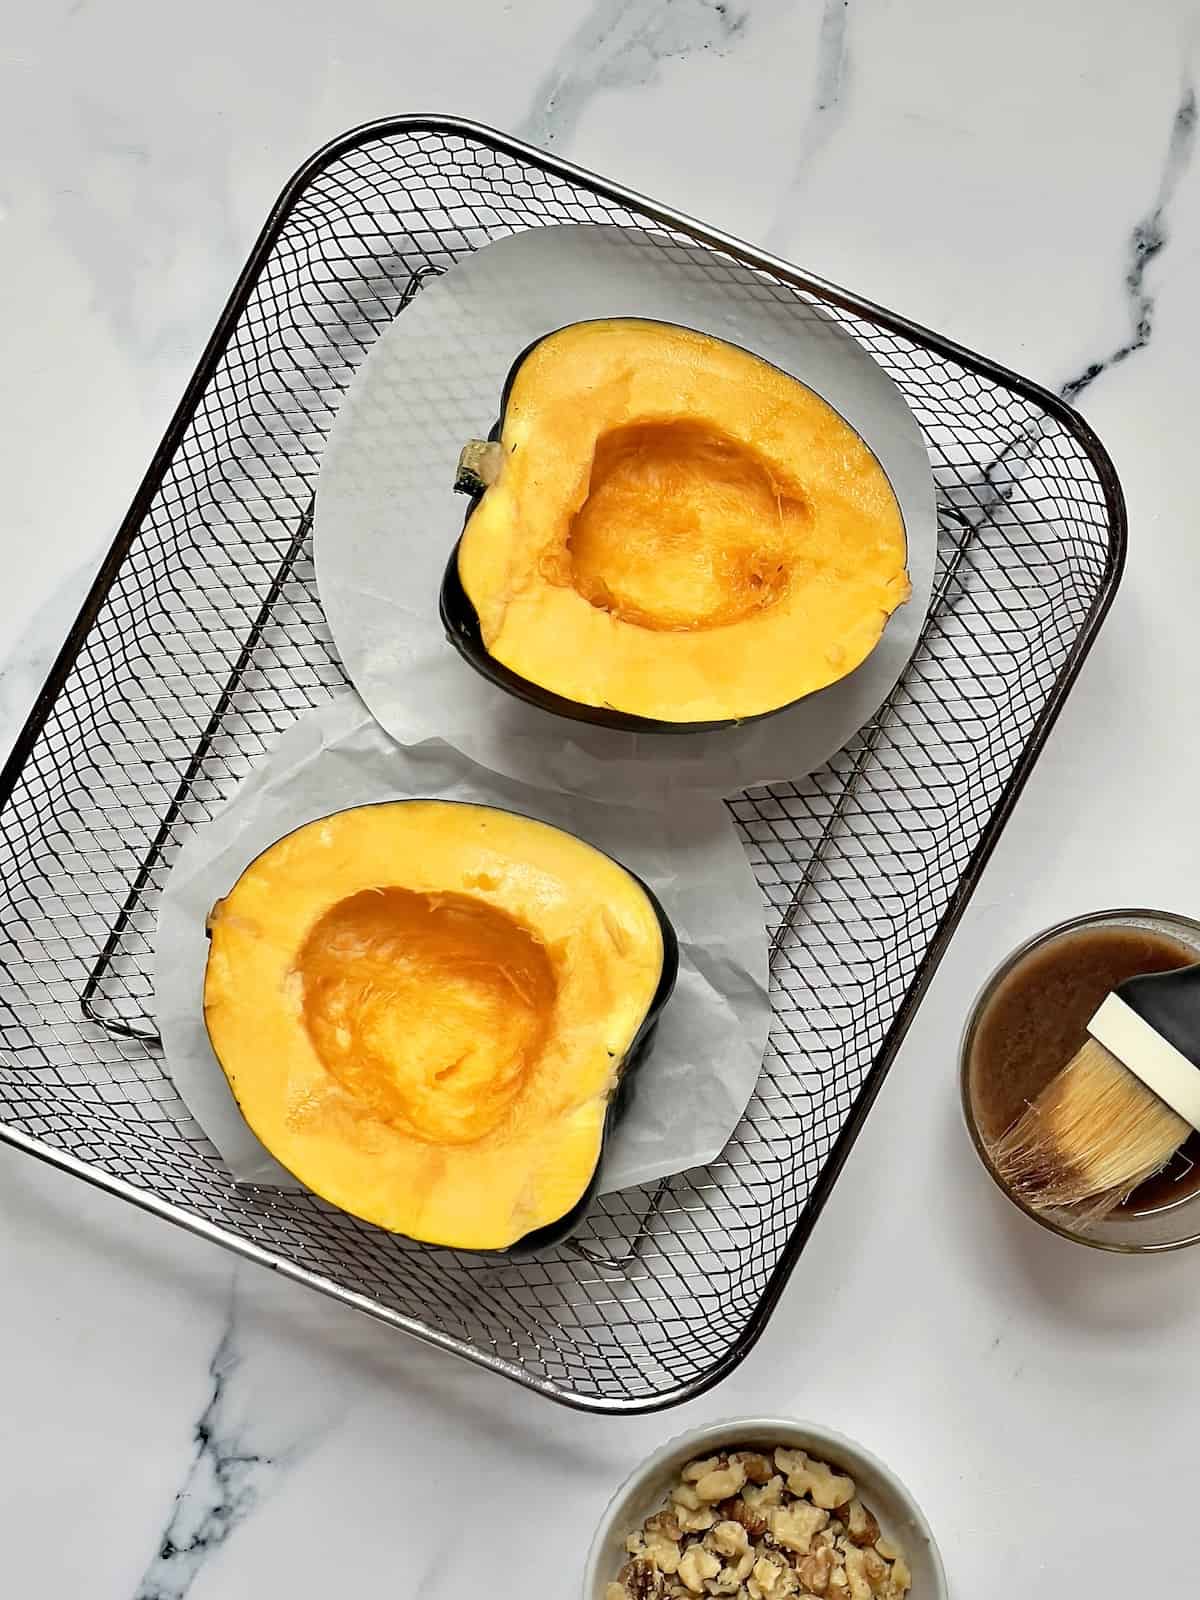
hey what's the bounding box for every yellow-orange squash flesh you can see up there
[203,801,666,1249]
[458,319,911,725]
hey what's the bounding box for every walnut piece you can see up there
[774,1449,856,1511]
[675,1503,717,1535]
[843,1547,876,1600]
[743,1475,785,1511]
[736,1451,775,1485]
[796,1543,835,1596]
[708,1520,751,1559]
[840,1500,881,1549]
[710,1569,744,1596]
[616,1557,668,1600]
[734,1548,757,1582]
[676,1545,721,1594]
[751,1554,786,1596]
[862,1549,889,1590]
[768,1500,830,1555]
[887,1557,912,1596]
[642,1533,681,1575]
[671,1480,716,1533]
[696,1461,748,1503]
[721,1497,769,1539]
[683,1454,725,1483]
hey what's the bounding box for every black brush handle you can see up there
[1116,962,1200,1070]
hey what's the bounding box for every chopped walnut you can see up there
[669,1479,716,1535]
[776,1566,802,1599]
[708,1520,751,1560]
[840,1500,881,1549]
[710,1566,745,1597]
[796,1543,835,1596]
[775,1449,856,1512]
[750,1554,787,1596]
[615,1557,668,1600]
[642,1534,681,1575]
[767,1500,829,1554]
[733,1549,757,1582]
[743,1474,785,1511]
[843,1547,877,1600]
[722,1497,769,1539]
[608,1444,910,1600]
[676,1545,721,1594]
[887,1557,912,1596]
[862,1549,889,1591]
[736,1451,775,1485]
[696,1461,748,1503]
[674,1502,717,1535]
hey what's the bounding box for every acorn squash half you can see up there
[442,318,911,732]
[203,801,677,1251]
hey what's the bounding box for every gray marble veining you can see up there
[1060,82,1197,401]
[133,1286,289,1600]
[934,82,1198,539]
[517,0,758,149]
[764,0,852,249]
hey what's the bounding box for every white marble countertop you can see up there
[4,2,1200,1593]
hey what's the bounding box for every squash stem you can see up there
[454,439,504,495]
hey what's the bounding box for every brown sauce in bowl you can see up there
[967,925,1200,1215]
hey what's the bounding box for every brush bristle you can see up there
[990,1037,1190,1222]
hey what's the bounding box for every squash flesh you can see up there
[458,319,911,725]
[203,802,666,1249]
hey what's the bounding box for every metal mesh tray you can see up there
[0,117,1123,1412]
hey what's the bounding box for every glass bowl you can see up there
[960,907,1200,1252]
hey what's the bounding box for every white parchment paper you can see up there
[154,694,771,1196]
[314,224,937,803]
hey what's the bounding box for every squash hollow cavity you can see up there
[561,420,805,631]
[297,887,557,1146]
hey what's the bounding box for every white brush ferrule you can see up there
[1088,992,1200,1133]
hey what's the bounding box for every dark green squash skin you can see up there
[204,797,679,1257]
[441,323,794,735]
[508,866,678,1256]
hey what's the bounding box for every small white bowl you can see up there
[583,1417,947,1599]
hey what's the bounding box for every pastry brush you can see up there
[992,961,1200,1217]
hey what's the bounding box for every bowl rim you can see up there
[959,905,1200,1253]
[582,1414,948,1599]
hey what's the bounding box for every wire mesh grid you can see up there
[0,119,1122,1410]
